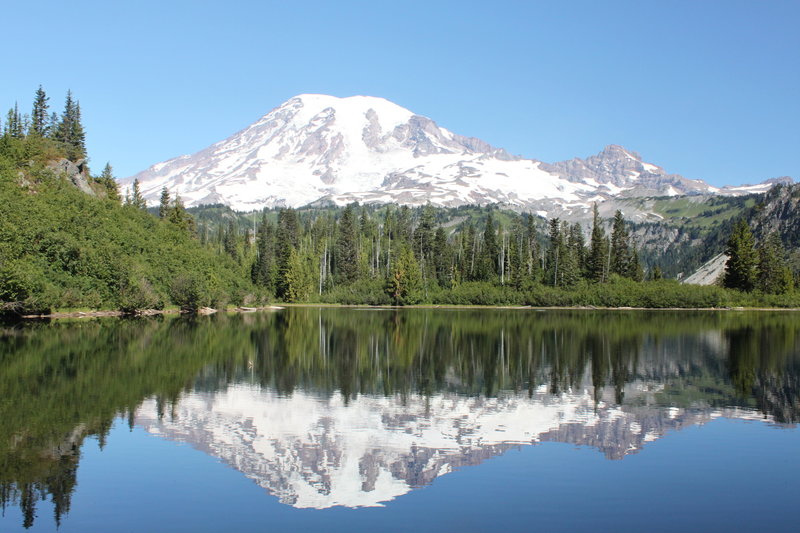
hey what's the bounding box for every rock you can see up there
[46,158,96,196]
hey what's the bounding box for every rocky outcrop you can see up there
[47,158,95,196]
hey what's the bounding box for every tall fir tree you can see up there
[30,86,49,137]
[275,208,300,300]
[476,211,499,281]
[587,203,607,282]
[334,204,359,284]
[610,210,631,277]
[158,187,171,218]
[54,90,86,160]
[723,219,758,292]
[96,162,119,201]
[251,213,275,291]
[757,233,793,294]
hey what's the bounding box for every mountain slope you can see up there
[125,94,786,214]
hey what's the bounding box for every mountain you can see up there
[123,94,787,214]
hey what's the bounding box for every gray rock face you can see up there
[47,158,95,196]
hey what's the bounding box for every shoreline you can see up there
[15,303,800,319]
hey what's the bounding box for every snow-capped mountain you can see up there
[135,383,775,509]
[123,94,787,213]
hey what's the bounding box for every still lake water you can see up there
[1,308,799,532]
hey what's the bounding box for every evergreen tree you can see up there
[223,220,239,262]
[587,203,607,282]
[413,204,436,262]
[54,90,86,160]
[723,219,758,292]
[168,194,195,236]
[757,233,793,294]
[460,222,477,281]
[251,213,275,291]
[477,211,499,281]
[334,204,359,284]
[432,227,452,288]
[275,208,300,300]
[629,248,644,282]
[30,86,49,137]
[283,247,313,302]
[4,104,23,138]
[96,162,119,201]
[568,222,586,275]
[545,218,562,286]
[158,187,171,218]
[126,179,147,209]
[385,244,422,304]
[610,210,631,277]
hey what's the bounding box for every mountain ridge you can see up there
[124,94,789,215]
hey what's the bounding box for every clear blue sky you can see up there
[2,0,798,187]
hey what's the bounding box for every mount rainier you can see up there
[124,94,781,215]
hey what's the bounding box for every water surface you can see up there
[1,309,799,531]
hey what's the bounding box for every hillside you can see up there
[0,134,251,315]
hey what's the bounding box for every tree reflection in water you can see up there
[1,309,798,526]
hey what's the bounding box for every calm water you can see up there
[1,308,799,532]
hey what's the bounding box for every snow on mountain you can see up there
[122,94,788,214]
[135,383,772,509]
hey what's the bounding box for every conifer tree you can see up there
[30,86,49,137]
[723,219,758,292]
[129,179,146,209]
[96,162,119,201]
[334,204,359,284]
[275,208,300,299]
[158,187,171,218]
[587,204,607,282]
[54,90,86,160]
[385,244,422,304]
[4,104,23,138]
[223,220,239,262]
[610,210,631,277]
[433,227,452,287]
[251,213,275,291]
[757,233,793,294]
[477,211,499,281]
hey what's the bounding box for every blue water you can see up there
[2,309,799,531]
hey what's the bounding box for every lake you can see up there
[1,308,799,532]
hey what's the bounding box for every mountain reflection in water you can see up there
[1,309,799,526]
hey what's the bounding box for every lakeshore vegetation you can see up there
[1,87,798,315]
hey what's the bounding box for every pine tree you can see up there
[96,162,119,201]
[251,213,275,291]
[723,219,758,292]
[168,194,195,236]
[587,203,607,282]
[30,86,49,137]
[385,244,422,304]
[54,90,86,160]
[477,211,499,281]
[275,208,300,300]
[129,179,146,209]
[757,233,793,294]
[4,104,23,138]
[610,210,631,277]
[223,220,239,262]
[334,204,359,284]
[433,227,452,287]
[158,187,171,218]
[545,218,562,286]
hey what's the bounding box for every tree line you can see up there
[2,86,87,161]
